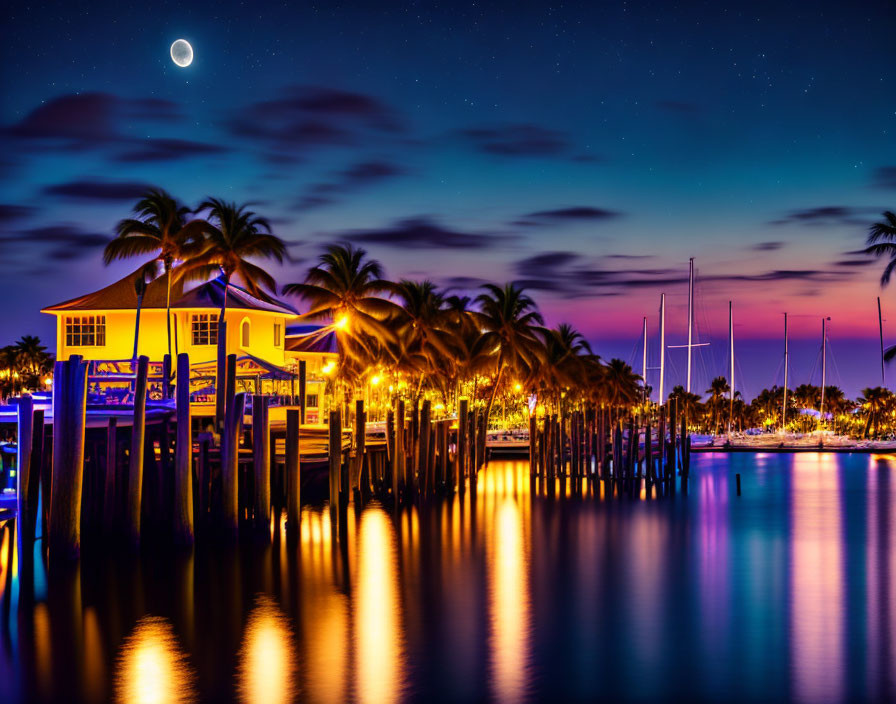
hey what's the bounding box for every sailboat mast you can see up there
[729,300,734,435]
[879,297,886,387]
[687,257,694,393]
[820,317,827,424]
[783,312,789,432]
[642,316,648,400]
[659,293,666,405]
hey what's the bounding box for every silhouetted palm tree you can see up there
[474,283,545,423]
[181,198,286,325]
[705,376,730,434]
[283,243,402,368]
[131,260,160,360]
[857,386,894,438]
[104,188,208,357]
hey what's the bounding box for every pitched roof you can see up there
[42,267,183,312]
[172,276,298,316]
[43,269,298,316]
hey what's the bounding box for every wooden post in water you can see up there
[529,415,537,476]
[395,400,406,500]
[221,390,246,539]
[645,418,653,481]
[49,356,88,560]
[328,410,342,523]
[658,406,666,480]
[215,321,228,431]
[457,398,469,492]
[102,418,117,535]
[387,408,396,498]
[16,394,35,539]
[252,396,271,531]
[353,399,366,495]
[173,353,194,545]
[285,408,300,536]
[126,355,149,546]
[298,360,307,423]
[418,400,431,495]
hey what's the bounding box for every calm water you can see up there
[1,452,895,703]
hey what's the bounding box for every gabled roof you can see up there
[43,267,183,312]
[286,324,339,354]
[172,276,298,316]
[43,269,298,317]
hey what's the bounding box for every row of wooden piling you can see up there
[528,400,693,483]
[15,353,491,562]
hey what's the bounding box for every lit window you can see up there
[274,323,282,347]
[65,315,106,347]
[241,320,251,347]
[191,314,218,346]
[306,394,319,408]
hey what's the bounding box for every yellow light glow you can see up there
[238,596,297,704]
[335,315,349,330]
[371,375,382,386]
[514,383,522,392]
[322,361,336,375]
[115,616,195,704]
[44,376,52,386]
[434,403,445,411]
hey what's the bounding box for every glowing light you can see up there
[514,383,522,392]
[238,597,297,704]
[356,510,404,703]
[115,616,195,704]
[335,315,349,330]
[371,375,382,386]
[322,361,336,375]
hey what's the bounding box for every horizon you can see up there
[2,0,894,399]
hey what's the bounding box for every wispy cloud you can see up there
[459,123,570,158]
[325,216,515,250]
[294,160,407,211]
[42,179,154,202]
[769,205,878,227]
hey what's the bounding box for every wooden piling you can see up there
[353,399,366,494]
[221,391,246,539]
[298,360,307,424]
[49,356,88,560]
[457,398,469,491]
[102,417,117,535]
[418,400,431,495]
[253,396,271,531]
[16,395,35,538]
[328,410,342,522]
[126,355,149,547]
[736,473,741,496]
[173,353,194,545]
[215,321,228,431]
[285,408,300,535]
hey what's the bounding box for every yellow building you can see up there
[43,268,298,367]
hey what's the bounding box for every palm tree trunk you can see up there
[166,264,173,360]
[133,292,144,360]
[218,275,230,326]
[485,356,505,426]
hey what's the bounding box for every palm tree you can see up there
[705,376,730,435]
[474,283,545,424]
[668,385,703,429]
[857,386,894,438]
[601,359,642,426]
[283,243,402,372]
[181,198,286,325]
[103,188,208,358]
[394,280,453,397]
[131,260,161,360]
[822,385,848,433]
[537,324,592,412]
[864,210,896,285]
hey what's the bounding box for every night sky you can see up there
[1,0,894,398]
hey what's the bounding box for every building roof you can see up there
[286,324,339,354]
[43,267,183,312]
[43,268,298,317]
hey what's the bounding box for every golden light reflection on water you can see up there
[115,616,196,704]
[355,509,404,704]
[791,453,843,704]
[488,496,530,703]
[237,596,297,704]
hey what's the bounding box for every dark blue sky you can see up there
[1,0,894,397]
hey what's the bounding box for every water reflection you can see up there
[355,509,404,704]
[115,616,196,704]
[8,456,896,702]
[790,453,844,704]
[237,595,297,704]
[488,497,530,702]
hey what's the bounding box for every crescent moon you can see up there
[170,39,193,68]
